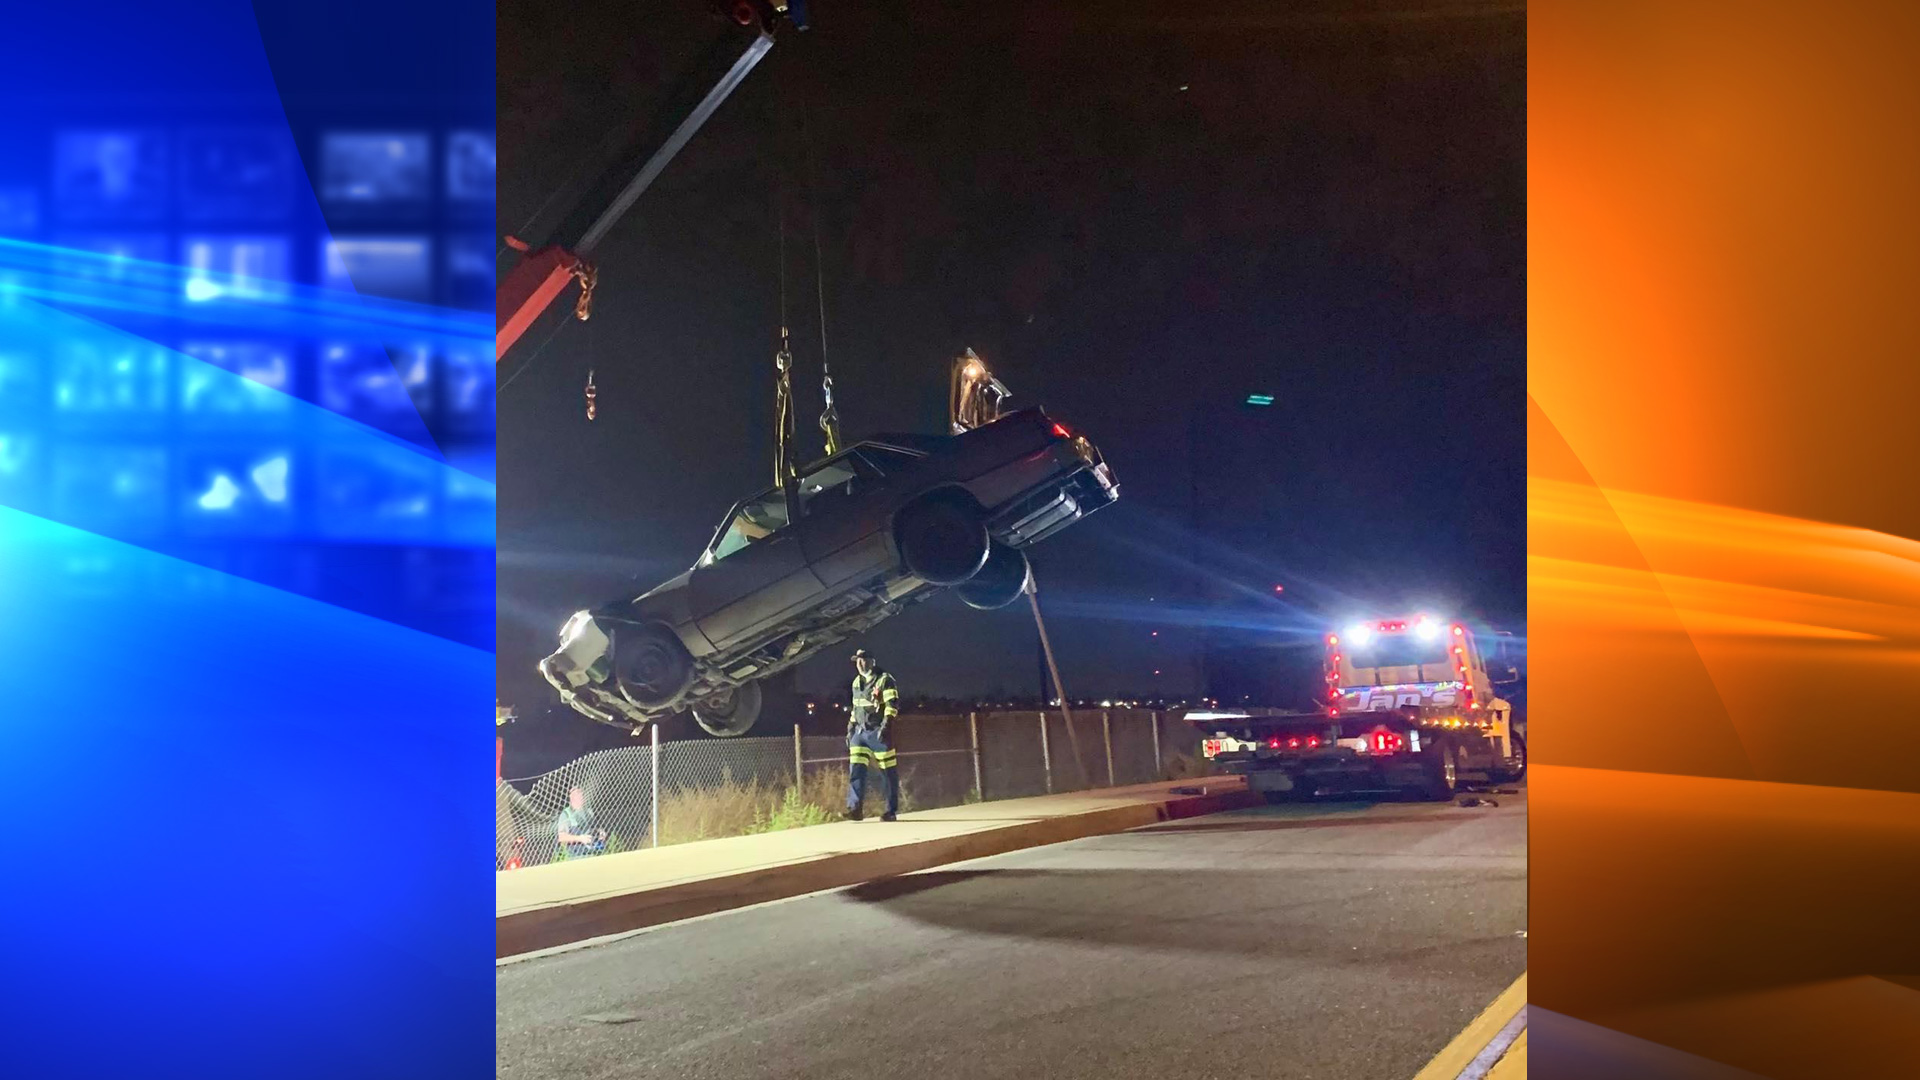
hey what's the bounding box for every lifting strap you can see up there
[803,83,841,457]
[773,327,796,484]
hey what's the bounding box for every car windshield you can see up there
[710,490,789,560]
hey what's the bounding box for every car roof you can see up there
[863,432,951,454]
[791,433,951,475]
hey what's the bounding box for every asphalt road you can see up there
[497,789,1527,1080]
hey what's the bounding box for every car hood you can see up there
[612,567,693,622]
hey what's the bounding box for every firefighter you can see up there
[844,648,901,821]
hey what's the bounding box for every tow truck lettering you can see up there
[1346,686,1458,709]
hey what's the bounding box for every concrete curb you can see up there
[497,785,1260,958]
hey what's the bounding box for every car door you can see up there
[688,485,825,650]
[792,449,896,590]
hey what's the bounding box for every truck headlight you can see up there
[559,611,592,648]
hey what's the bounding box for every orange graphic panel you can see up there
[1532,1,1920,1076]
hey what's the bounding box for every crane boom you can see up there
[496,1,807,363]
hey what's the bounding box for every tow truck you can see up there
[1192,614,1525,801]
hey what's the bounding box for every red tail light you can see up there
[1267,737,1283,749]
[1369,731,1406,753]
[1051,422,1071,438]
[1307,735,1321,748]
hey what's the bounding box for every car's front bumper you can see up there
[539,614,650,728]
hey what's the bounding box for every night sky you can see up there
[497,0,1525,762]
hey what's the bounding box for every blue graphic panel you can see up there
[0,507,493,1080]
[0,0,494,1075]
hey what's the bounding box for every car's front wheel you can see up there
[895,492,991,586]
[691,681,763,737]
[956,542,1030,610]
[612,622,695,709]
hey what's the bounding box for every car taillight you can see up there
[1287,737,1301,749]
[1306,735,1321,748]
[1051,421,1071,438]
[1370,731,1406,753]
[1267,737,1283,749]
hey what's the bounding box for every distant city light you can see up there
[1245,393,1274,406]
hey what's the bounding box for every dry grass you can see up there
[642,752,1190,848]
[653,767,849,846]
[652,764,960,846]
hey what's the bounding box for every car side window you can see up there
[710,490,790,561]
[796,452,880,517]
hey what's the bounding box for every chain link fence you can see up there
[497,709,1209,870]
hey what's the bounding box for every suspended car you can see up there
[539,408,1117,736]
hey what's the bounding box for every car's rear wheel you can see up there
[895,492,991,586]
[612,622,695,709]
[691,680,762,737]
[956,541,1030,610]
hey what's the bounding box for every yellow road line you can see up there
[1410,972,1528,1080]
[1485,1028,1526,1080]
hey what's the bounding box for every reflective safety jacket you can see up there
[849,669,899,732]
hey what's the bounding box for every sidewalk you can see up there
[498,777,1255,958]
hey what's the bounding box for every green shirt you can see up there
[556,806,596,841]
